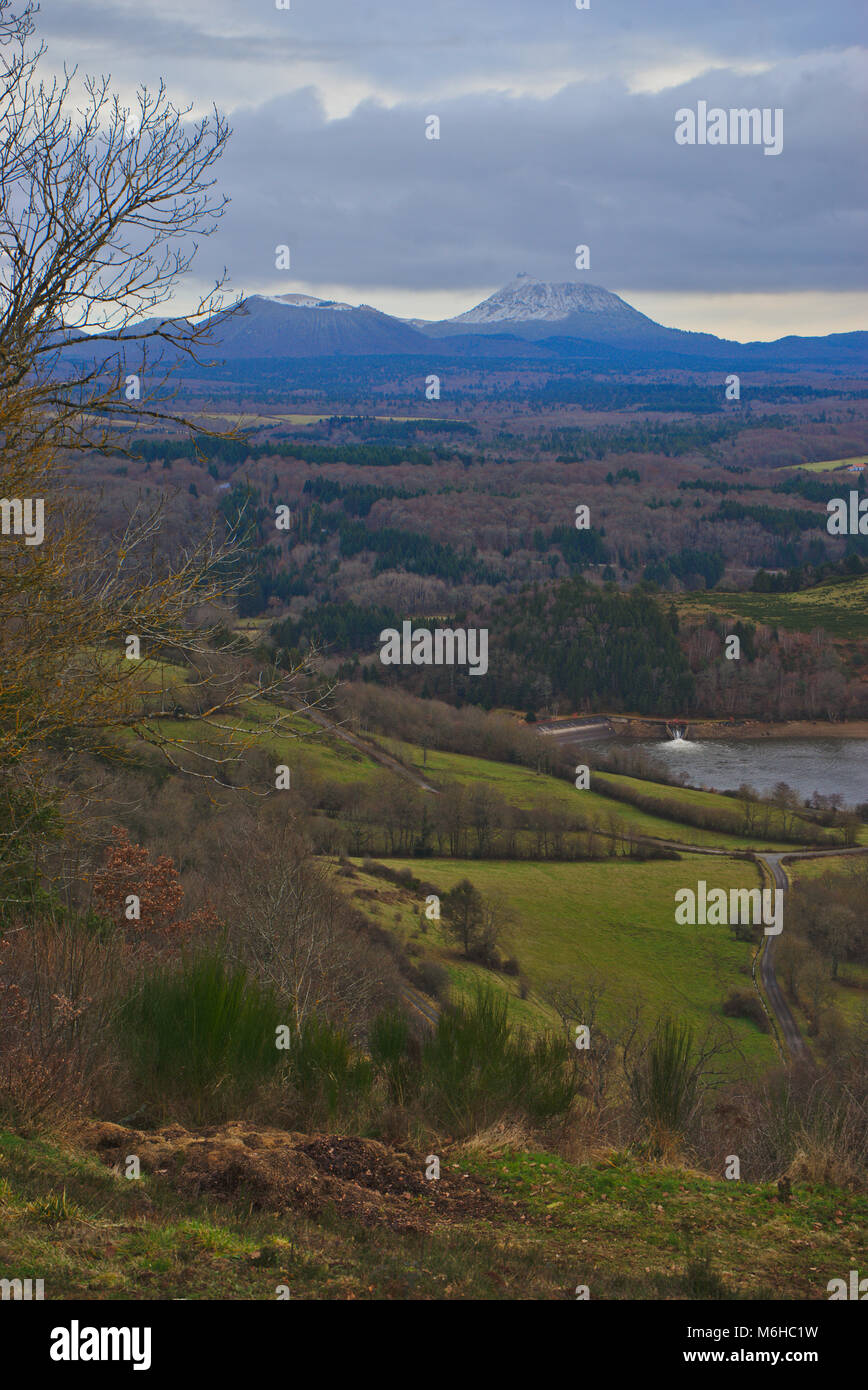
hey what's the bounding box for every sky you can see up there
[33,0,868,340]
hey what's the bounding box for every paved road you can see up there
[755,853,812,1065]
[755,845,868,1065]
[642,837,868,1064]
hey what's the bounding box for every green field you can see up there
[137,689,854,1070]
[361,855,778,1068]
[677,572,868,640]
[792,455,868,474]
[377,738,818,850]
[143,702,379,788]
[592,771,832,848]
[140,699,845,850]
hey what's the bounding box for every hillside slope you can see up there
[1,1127,861,1300]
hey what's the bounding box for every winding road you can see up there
[754,846,868,1065]
[650,839,868,1064]
[755,853,811,1065]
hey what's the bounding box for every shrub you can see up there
[733,1063,868,1189]
[0,915,130,1128]
[627,1016,705,1150]
[420,987,576,1135]
[287,1014,373,1123]
[117,950,284,1123]
[369,1008,418,1105]
[413,959,450,1001]
[722,989,769,1031]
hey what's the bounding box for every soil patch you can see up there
[81,1121,499,1235]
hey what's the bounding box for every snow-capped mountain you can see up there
[257,293,354,312]
[423,271,679,346]
[56,277,868,371]
[445,273,651,327]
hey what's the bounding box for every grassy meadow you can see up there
[677,572,868,641]
[352,855,778,1069]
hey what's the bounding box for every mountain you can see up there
[436,273,659,334]
[56,293,431,370]
[190,294,431,358]
[57,278,867,373]
[421,274,868,368]
[425,273,733,356]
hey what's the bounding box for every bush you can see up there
[722,989,769,1031]
[466,943,501,969]
[413,959,450,1001]
[360,859,427,892]
[420,987,576,1135]
[627,1017,704,1149]
[117,950,284,1123]
[288,1014,373,1123]
[368,1008,418,1104]
[730,1062,868,1189]
[0,914,129,1127]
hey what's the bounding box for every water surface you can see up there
[599,736,868,806]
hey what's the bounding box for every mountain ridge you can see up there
[56,276,868,371]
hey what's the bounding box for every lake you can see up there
[595,736,868,806]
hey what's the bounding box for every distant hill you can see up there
[204,295,431,358]
[427,272,670,341]
[57,276,868,374]
[425,274,868,368]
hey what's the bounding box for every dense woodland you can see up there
[73,375,868,721]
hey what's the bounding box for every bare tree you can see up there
[0,1,238,456]
[219,812,397,1033]
[0,4,327,906]
[543,976,640,1113]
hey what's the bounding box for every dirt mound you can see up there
[82,1121,496,1234]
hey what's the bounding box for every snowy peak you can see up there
[447,274,645,326]
[192,292,430,358]
[252,293,354,312]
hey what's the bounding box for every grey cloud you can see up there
[26,2,868,298]
[36,0,866,104]
[189,50,866,297]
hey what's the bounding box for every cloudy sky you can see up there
[34,0,867,339]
